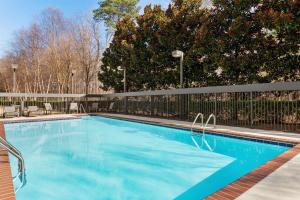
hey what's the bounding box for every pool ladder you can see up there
[191,113,216,134]
[203,114,216,132]
[0,136,26,193]
[191,113,204,131]
[191,113,216,151]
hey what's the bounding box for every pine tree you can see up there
[93,0,140,45]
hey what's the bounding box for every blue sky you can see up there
[0,0,170,57]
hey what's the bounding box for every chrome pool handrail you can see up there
[0,136,26,193]
[198,113,217,151]
[191,113,204,132]
[191,113,204,150]
[191,113,216,151]
[203,114,216,134]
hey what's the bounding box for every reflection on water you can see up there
[191,133,217,152]
[5,116,290,200]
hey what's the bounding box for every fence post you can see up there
[20,100,24,116]
[124,97,128,114]
[166,95,169,118]
[250,92,253,127]
[150,95,154,116]
[214,93,217,116]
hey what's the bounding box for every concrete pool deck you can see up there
[1,113,300,199]
[0,114,82,123]
[237,153,300,200]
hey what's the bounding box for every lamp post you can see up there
[11,64,18,93]
[118,65,126,93]
[172,50,184,88]
[71,69,76,94]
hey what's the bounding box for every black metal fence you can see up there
[1,82,299,133]
[0,94,87,116]
[91,82,300,133]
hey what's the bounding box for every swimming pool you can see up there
[5,116,290,200]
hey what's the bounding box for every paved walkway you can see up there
[0,114,82,123]
[237,154,300,200]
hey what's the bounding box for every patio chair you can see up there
[44,103,53,114]
[108,102,114,112]
[69,103,78,113]
[89,103,99,112]
[3,106,19,118]
[98,102,114,112]
[27,106,40,117]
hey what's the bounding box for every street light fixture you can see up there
[172,50,184,88]
[118,65,126,93]
[11,64,18,92]
[71,69,76,94]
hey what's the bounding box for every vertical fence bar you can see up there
[250,91,253,127]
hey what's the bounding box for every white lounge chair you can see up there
[69,103,78,113]
[3,106,19,118]
[44,103,53,114]
[108,102,114,112]
[27,106,40,117]
[99,102,114,112]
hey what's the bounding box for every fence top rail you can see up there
[88,81,300,97]
[0,81,299,98]
[0,93,86,98]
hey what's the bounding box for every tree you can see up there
[134,5,171,90]
[99,5,172,92]
[72,17,101,94]
[46,32,74,94]
[10,23,47,93]
[0,59,11,92]
[164,0,208,87]
[195,0,266,85]
[93,0,140,46]
[99,16,137,92]
[257,0,300,81]
[0,8,103,94]
[99,0,299,92]
[99,1,209,91]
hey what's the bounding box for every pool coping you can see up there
[205,144,300,200]
[1,114,300,200]
[0,123,16,200]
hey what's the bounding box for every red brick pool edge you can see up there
[205,144,300,200]
[0,122,16,200]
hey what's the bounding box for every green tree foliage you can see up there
[165,0,210,87]
[93,0,140,33]
[197,0,267,84]
[99,0,300,92]
[257,0,300,81]
[134,5,172,89]
[99,16,137,92]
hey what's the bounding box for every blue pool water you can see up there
[5,116,290,200]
